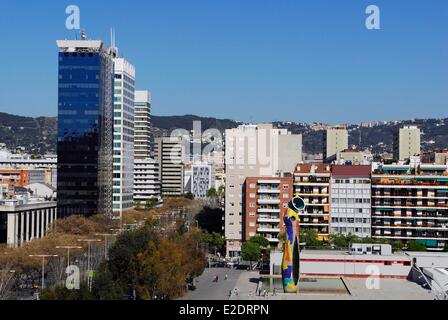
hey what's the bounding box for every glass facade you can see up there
[57,41,114,217]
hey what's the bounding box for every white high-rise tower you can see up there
[113,58,136,215]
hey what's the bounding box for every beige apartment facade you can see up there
[393,126,421,161]
[323,126,349,160]
[224,124,302,257]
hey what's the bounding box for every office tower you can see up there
[133,158,161,205]
[225,124,302,257]
[191,163,216,200]
[134,91,153,160]
[56,39,115,217]
[243,176,293,244]
[329,165,372,238]
[113,58,135,215]
[371,164,448,250]
[293,163,331,240]
[154,136,185,196]
[323,126,349,160]
[393,126,421,161]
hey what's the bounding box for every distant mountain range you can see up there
[0,112,447,155]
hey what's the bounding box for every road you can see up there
[179,267,245,300]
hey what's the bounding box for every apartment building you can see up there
[0,169,45,189]
[329,165,372,238]
[225,124,302,257]
[336,148,373,165]
[323,126,349,160]
[191,163,216,200]
[133,158,161,204]
[393,126,421,161]
[371,164,448,250]
[134,90,153,160]
[293,163,331,240]
[154,136,185,196]
[0,157,57,188]
[243,176,293,244]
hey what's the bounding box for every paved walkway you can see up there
[179,268,245,300]
[180,269,434,301]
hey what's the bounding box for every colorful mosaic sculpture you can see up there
[282,195,306,293]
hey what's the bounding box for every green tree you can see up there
[249,236,270,248]
[206,188,218,198]
[406,240,427,252]
[145,198,158,210]
[201,232,225,254]
[92,262,124,300]
[185,192,194,200]
[299,229,323,247]
[217,185,225,199]
[241,241,261,266]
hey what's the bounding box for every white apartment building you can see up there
[113,58,136,215]
[330,165,372,238]
[393,126,421,161]
[323,126,349,160]
[191,163,216,200]
[133,158,161,204]
[134,90,153,160]
[155,136,185,196]
[225,124,302,257]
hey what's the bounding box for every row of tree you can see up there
[41,218,207,300]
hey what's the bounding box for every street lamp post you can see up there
[77,239,102,291]
[55,246,83,270]
[95,233,117,260]
[28,254,58,292]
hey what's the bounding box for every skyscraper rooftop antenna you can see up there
[110,28,118,56]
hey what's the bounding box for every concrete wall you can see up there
[270,251,412,279]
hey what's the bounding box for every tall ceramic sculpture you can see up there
[282,195,306,293]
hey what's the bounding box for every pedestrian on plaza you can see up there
[273,288,277,296]
[225,274,228,280]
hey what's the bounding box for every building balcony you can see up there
[258,208,281,213]
[258,199,281,205]
[258,180,281,184]
[258,189,281,194]
[257,227,281,233]
[257,217,281,223]
[372,224,448,231]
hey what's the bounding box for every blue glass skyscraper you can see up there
[56,40,115,217]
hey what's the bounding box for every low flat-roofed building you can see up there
[270,249,412,279]
[0,197,57,248]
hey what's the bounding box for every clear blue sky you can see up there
[0,0,447,124]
